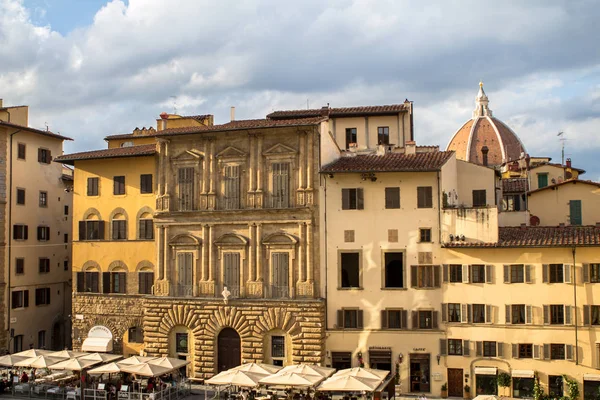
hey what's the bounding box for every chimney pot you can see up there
[566,158,572,168]
[405,140,416,155]
[320,105,330,117]
[160,112,168,120]
[230,106,235,122]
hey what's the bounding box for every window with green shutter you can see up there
[569,200,582,225]
[537,173,548,189]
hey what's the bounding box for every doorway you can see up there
[448,368,463,397]
[409,354,430,393]
[217,328,241,372]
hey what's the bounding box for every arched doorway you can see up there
[217,328,241,372]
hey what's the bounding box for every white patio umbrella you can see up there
[117,356,157,366]
[119,363,173,377]
[79,353,123,363]
[259,372,324,387]
[14,355,64,369]
[47,350,88,359]
[317,375,381,392]
[13,349,52,358]
[147,357,189,370]
[87,362,123,375]
[206,370,267,387]
[332,367,389,380]
[49,358,100,371]
[231,363,282,375]
[0,354,28,367]
[278,364,335,377]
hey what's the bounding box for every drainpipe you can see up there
[437,171,442,244]
[572,246,579,364]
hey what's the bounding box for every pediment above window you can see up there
[262,232,298,245]
[214,233,249,247]
[172,150,204,162]
[263,143,297,156]
[216,146,247,160]
[169,234,201,246]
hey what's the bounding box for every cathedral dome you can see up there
[447,83,526,166]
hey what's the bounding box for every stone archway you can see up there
[217,328,240,372]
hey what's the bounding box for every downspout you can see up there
[318,128,329,340]
[437,171,442,244]
[7,129,21,353]
[572,246,579,364]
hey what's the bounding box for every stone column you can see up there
[209,140,215,194]
[306,222,313,282]
[208,225,214,281]
[298,223,305,282]
[256,136,263,191]
[158,141,165,196]
[163,226,170,281]
[249,224,256,281]
[298,133,305,190]
[249,135,255,193]
[202,141,208,194]
[202,225,209,281]
[306,133,313,190]
[164,141,170,195]
[256,224,263,281]
[157,226,165,280]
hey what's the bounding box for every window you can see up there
[550,305,564,324]
[177,167,195,211]
[386,309,404,329]
[271,253,289,298]
[223,165,241,210]
[128,327,144,343]
[509,265,525,283]
[472,190,487,207]
[512,305,526,324]
[377,126,390,145]
[223,253,240,295]
[35,288,51,305]
[140,174,153,194]
[16,188,25,205]
[63,260,69,271]
[384,252,404,288]
[104,272,126,294]
[345,128,357,149]
[339,309,362,329]
[87,177,99,196]
[503,194,523,211]
[11,290,29,308]
[37,226,50,241]
[419,228,431,243]
[272,163,290,208]
[471,265,485,283]
[569,200,582,225]
[113,176,125,195]
[411,265,440,288]
[519,344,533,358]
[39,191,47,207]
[39,258,50,273]
[139,218,154,240]
[76,271,100,293]
[340,252,360,288]
[64,233,68,243]
[548,375,563,398]
[139,272,154,294]
[79,220,104,240]
[483,341,497,357]
[13,224,28,240]
[417,186,433,208]
[112,220,127,240]
[384,187,400,209]
[537,173,548,189]
[341,188,364,210]
[13,335,23,353]
[549,264,564,283]
[591,306,600,325]
[448,303,461,323]
[591,264,600,283]
[449,265,462,283]
[64,205,69,216]
[272,336,285,358]
[472,304,486,323]
[331,352,352,370]
[38,331,46,349]
[17,143,26,160]
[418,310,434,329]
[16,258,24,275]
[513,377,535,398]
[38,148,51,164]
[176,332,188,353]
[448,339,463,355]
[550,344,565,360]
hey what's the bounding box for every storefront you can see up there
[331,352,352,370]
[409,353,430,393]
[474,367,498,395]
[584,374,600,400]
[512,370,534,398]
[369,347,392,371]
[81,326,113,353]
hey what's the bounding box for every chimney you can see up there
[405,140,416,155]
[230,106,235,122]
[320,104,330,117]
[159,112,168,130]
[566,158,572,168]
[481,146,489,167]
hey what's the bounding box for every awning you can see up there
[584,374,600,382]
[475,367,497,376]
[82,337,113,352]
[512,370,534,378]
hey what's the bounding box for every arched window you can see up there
[138,212,154,240]
[104,261,128,294]
[120,141,134,148]
[137,261,155,295]
[111,213,127,240]
[76,261,100,293]
[79,209,105,241]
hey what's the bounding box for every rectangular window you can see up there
[569,200,582,225]
[472,304,486,323]
[272,336,285,358]
[419,310,433,329]
[17,143,26,160]
[550,344,565,360]
[417,186,433,208]
[510,265,525,283]
[37,226,50,241]
[413,265,440,288]
[175,332,188,353]
[387,310,403,329]
[548,375,563,398]
[79,220,104,241]
[128,327,144,343]
[177,167,195,211]
[107,272,127,294]
[472,190,487,207]
[384,252,404,288]
[384,187,400,209]
[448,339,463,356]
[112,220,127,240]
[35,288,51,305]
[345,128,357,149]
[272,163,290,208]
[223,165,241,210]
[16,188,25,205]
[138,219,154,240]
[64,205,69,216]
[340,252,360,288]
[39,191,47,207]
[271,253,289,298]
[63,260,69,271]
[503,194,523,211]
[13,224,28,240]
[13,335,23,353]
[483,341,497,357]
[537,173,548,189]
[377,126,390,145]
[223,253,240,297]
[113,176,125,195]
[449,265,462,283]
[550,305,565,324]
[140,174,153,194]
[87,177,99,196]
[39,258,50,274]
[519,344,533,359]
[64,233,68,243]
[76,271,99,293]
[16,258,24,275]
[471,265,486,283]
[38,148,51,164]
[343,309,359,329]
[331,352,352,371]
[419,228,431,243]
[448,303,461,323]
[11,290,28,309]
[591,264,600,283]
[512,305,526,324]
[549,264,564,283]
[38,330,46,349]
[341,188,364,210]
[139,272,154,294]
[592,305,600,325]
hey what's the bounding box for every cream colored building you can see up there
[0,99,73,352]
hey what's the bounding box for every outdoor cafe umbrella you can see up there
[13,349,52,358]
[119,363,172,377]
[317,375,381,392]
[117,356,157,366]
[87,362,123,375]
[278,364,335,378]
[231,362,282,375]
[0,354,28,367]
[79,353,123,363]
[14,355,64,369]
[259,372,324,387]
[206,370,267,387]
[48,350,88,359]
[332,367,389,381]
[147,357,189,370]
[49,358,100,371]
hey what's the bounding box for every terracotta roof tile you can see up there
[183,114,212,121]
[528,179,600,195]
[55,144,156,165]
[444,226,600,248]
[529,162,586,174]
[267,104,408,119]
[0,120,73,141]
[321,151,454,173]
[503,178,529,193]
[104,133,139,140]
[156,117,324,136]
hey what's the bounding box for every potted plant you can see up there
[394,362,401,395]
[563,375,580,400]
[497,372,512,397]
[464,384,470,399]
[441,383,448,398]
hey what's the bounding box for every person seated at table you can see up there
[20,371,28,383]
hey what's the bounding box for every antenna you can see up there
[169,96,177,115]
[557,131,566,165]
[45,122,49,131]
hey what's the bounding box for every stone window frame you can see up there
[262,144,297,209]
[337,249,363,290]
[380,249,406,290]
[216,146,247,210]
[169,234,202,292]
[107,260,129,294]
[262,232,298,298]
[136,206,154,240]
[171,150,204,211]
[80,260,101,293]
[214,233,248,298]
[109,208,129,241]
[136,260,155,295]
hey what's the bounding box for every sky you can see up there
[1,0,599,178]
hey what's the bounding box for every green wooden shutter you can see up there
[537,173,548,189]
[569,200,582,225]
